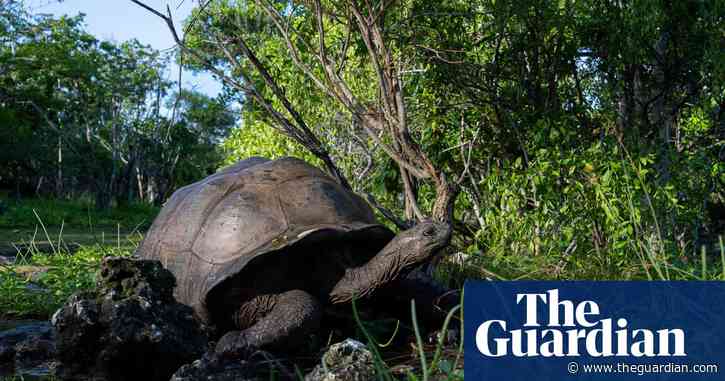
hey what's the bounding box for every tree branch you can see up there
[131,0,351,190]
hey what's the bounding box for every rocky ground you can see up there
[0,257,401,381]
[0,319,56,379]
[0,318,382,381]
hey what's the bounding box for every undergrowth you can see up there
[0,244,133,318]
[0,138,722,379]
[351,296,465,381]
[446,140,723,283]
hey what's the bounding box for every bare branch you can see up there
[363,193,412,230]
[416,44,465,64]
[130,0,351,190]
[133,0,459,223]
[254,0,334,98]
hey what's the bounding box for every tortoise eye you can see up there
[423,227,436,237]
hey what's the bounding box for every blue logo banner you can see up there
[464,281,725,380]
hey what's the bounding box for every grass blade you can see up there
[430,304,461,373]
[717,236,725,280]
[32,209,56,255]
[351,297,392,381]
[411,300,428,381]
[701,246,707,280]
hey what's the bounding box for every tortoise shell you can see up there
[135,157,394,322]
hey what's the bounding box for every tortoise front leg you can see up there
[215,289,322,358]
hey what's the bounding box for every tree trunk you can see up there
[109,103,120,208]
[95,185,111,211]
[56,136,63,198]
[136,165,145,202]
[402,173,419,221]
[431,178,458,224]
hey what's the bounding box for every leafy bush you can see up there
[222,118,318,165]
[452,139,721,281]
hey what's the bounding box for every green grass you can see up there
[1,235,721,380]
[0,196,145,317]
[0,197,159,231]
[0,244,133,318]
[0,197,148,379]
[1,233,720,380]
[350,296,464,381]
[0,196,154,258]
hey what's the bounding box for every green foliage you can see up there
[184,0,384,191]
[222,118,318,165]
[0,245,132,318]
[0,197,159,230]
[449,138,721,280]
[164,90,238,188]
[0,8,236,207]
[182,0,723,283]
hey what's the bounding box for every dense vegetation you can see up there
[178,0,723,280]
[0,3,236,208]
[0,1,722,379]
[1,0,723,295]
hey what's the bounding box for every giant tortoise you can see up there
[136,157,455,357]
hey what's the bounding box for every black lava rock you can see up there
[171,350,295,381]
[52,257,208,381]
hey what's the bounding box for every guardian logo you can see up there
[464,282,725,380]
[475,289,686,357]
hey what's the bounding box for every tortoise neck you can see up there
[328,245,410,304]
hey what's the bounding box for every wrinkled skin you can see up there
[212,221,456,358]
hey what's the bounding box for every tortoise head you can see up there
[330,221,451,303]
[390,220,452,267]
[329,220,452,303]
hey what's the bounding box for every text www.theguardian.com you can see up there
[567,361,719,376]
